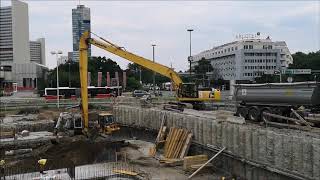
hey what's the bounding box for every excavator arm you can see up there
[79,31,183,129]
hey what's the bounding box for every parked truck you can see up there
[234,82,320,125]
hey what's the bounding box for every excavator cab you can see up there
[178,83,198,98]
[98,112,120,135]
[178,83,221,100]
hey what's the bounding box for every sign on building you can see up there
[281,69,311,75]
[264,70,275,75]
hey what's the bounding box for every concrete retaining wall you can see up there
[113,105,320,180]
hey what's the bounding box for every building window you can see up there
[231,47,234,51]
[228,48,230,52]
[235,46,238,50]
[249,45,253,49]
[244,45,248,49]
[268,45,272,49]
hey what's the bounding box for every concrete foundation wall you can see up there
[113,106,320,180]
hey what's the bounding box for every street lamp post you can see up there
[68,61,71,87]
[152,44,156,95]
[187,29,194,77]
[265,47,268,83]
[51,50,63,108]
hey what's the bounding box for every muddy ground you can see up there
[4,137,229,179]
[5,136,124,173]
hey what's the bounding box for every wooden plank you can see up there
[290,108,312,127]
[159,158,184,166]
[163,127,174,155]
[165,127,177,158]
[179,133,193,158]
[113,169,138,176]
[305,117,320,123]
[164,160,183,167]
[188,147,226,179]
[190,163,213,170]
[156,126,167,149]
[264,120,311,131]
[160,126,167,141]
[174,129,185,158]
[183,155,208,170]
[174,129,188,158]
[167,128,181,158]
[149,145,156,157]
[173,129,186,158]
[156,115,166,143]
[263,112,304,123]
[184,155,208,161]
[172,129,185,158]
[0,131,14,139]
[159,158,183,162]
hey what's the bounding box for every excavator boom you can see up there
[79,31,221,129]
[79,31,183,129]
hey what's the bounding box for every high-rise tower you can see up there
[72,5,91,62]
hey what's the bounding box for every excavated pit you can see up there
[4,136,126,175]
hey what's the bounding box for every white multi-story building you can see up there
[0,0,46,89]
[191,35,293,81]
[0,0,30,64]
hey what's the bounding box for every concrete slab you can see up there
[0,131,55,150]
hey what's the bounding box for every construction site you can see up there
[1,92,320,180]
[0,29,320,180]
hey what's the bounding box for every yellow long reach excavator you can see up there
[79,31,221,132]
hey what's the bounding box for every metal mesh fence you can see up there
[0,161,142,180]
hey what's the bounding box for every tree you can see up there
[290,51,320,70]
[287,51,319,82]
[126,77,142,91]
[194,58,213,74]
[126,63,170,86]
[193,58,214,87]
[46,56,122,89]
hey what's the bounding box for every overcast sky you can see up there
[3,1,320,70]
